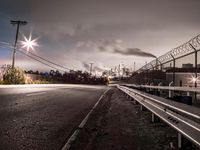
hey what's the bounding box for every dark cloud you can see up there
[97,39,156,58]
[114,48,156,58]
[1,0,200,71]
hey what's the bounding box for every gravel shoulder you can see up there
[69,87,197,150]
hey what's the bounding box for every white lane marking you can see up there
[0,84,105,90]
[26,92,46,97]
[61,88,110,150]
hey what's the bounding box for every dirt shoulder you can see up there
[69,87,195,150]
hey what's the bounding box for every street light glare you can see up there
[189,75,199,84]
[21,34,38,51]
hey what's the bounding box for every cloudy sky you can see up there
[0,0,200,72]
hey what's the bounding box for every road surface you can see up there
[0,84,107,150]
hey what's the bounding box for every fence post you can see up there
[190,43,198,102]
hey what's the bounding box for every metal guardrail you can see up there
[125,84,200,93]
[117,85,200,149]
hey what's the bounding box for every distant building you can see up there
[182,63,193,68]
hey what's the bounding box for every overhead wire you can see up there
[0,43,69,72]
[0,42,71,72]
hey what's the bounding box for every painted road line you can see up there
[61,88,110,150]
[26,92,46,97]
[0,84,105,89]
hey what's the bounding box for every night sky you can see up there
[0,0,200,72]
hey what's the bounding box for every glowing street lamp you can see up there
[189,75,199,87]
[191,77,197,83]
[21,34,39,52]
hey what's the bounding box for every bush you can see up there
[0,81,5,85]
[3,66,25,84]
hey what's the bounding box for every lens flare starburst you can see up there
[21,34,38,51]
[188,75,200,84]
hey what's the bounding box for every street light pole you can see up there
[10,20,27,68]
[89,63,93,75]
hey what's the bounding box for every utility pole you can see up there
[89,63,93,75]
[10,20,27,68]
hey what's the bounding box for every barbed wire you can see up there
[139,34,200,71]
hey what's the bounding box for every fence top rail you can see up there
[119,85,200,119]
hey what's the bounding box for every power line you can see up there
[0,41,11,45]
[0,45,13,49]
[0,43,71,71]
[17,50,67,72]
[0,45,67,72]
[18,48,71,70]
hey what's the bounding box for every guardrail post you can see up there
[133,100,136,104]
[178,133,182,149]
[152,113,155,122]
[128,92,132,101]
[169,90,172,98]
[133,98,137,104]
[151,113,160,123]
[140,105,143,111]
[169,81,173,98]
[126,93,129,99]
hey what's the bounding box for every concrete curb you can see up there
[61,88,110,150]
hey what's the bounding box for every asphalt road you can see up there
[0,84,107,150]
